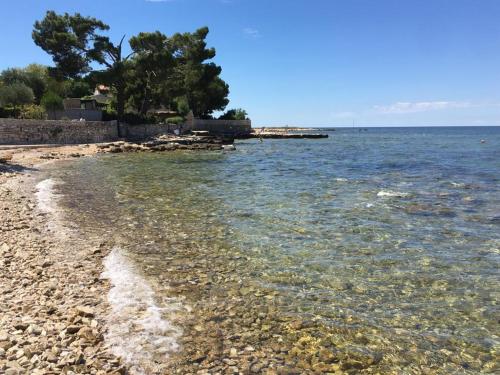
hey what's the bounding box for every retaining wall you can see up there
[0,117,253,145]
[125,123,184,141]
[0,118,118,145]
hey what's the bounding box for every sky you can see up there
[1,0,500,127]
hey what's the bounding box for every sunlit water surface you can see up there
[49,127,499,373]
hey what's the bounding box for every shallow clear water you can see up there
[50,127,499,373]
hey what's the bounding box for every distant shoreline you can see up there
[254,126,322,131]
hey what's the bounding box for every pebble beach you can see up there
[0,147,126,374]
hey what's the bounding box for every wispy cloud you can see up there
[374,101,471,114]
[243,27,261,39]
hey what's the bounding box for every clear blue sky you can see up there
[2,0,500,127]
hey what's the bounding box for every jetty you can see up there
[250,132,328,139]
[246,127,329,139]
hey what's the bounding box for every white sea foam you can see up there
[377,190,410,198]
[35,178,68,236]
[335,178,348,182]
[35,178,58,214]
[101,248,184,374]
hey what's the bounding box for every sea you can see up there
[40,126,499,374]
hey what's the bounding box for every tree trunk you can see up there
[114,81,125,138]
[139,88,150,116]
[139,88,148,116]
[116,81,125,122]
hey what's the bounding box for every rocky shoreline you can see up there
[0,139,236,375]
[96,134,235,154]
[0,134,236,166]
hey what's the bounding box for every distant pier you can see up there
[249,132,328,139]
[246,127,329,139]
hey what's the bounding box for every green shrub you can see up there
[67,80,92,98]
[122,112,157,125]
[0,65,48,104]
[174,96,190,116]
[0,83,34,107]
[41,91,63,119]
[218,108,248,120]
[102,108,118,121]
[40,91,63,112]
[19,104,47,119]
[0,106,21,118]
[103,110,157,124]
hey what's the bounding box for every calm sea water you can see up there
[48,127,499,373]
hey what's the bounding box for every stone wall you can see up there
[0,117,253,145]
[49,109,103,121]
[0,118,118,145]
[127,119,251,138]
[125,123,183,141]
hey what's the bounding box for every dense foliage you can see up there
[41,91,64,118]
[0,64,47,104]
[19,104,47,120]
[0,11,247,122]
[32,11,131,119]
[31,11,235,121]
[0,83,34,107]
[219,108,249,120]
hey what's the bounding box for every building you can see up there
[50,98,103,121]
[90,85,112,108]
[48,85,113,121]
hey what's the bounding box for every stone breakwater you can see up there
[249,129,328,139]
[0,174,125,374]
[96,134,233,154]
